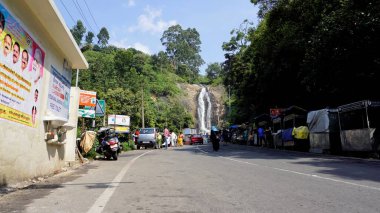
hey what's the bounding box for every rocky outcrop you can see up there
[177,83,226,128]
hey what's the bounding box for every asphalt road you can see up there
[1,143,380,213]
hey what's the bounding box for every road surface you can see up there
[1,143,380,212]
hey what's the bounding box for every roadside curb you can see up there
[0,159,91,196]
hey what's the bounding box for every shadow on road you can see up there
[173,143,380,184]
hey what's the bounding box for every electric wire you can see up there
[59,0,76,25]
[71,0,95,33]
[84,0,100,32]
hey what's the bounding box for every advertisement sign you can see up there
[78,109,95,118]
[270,108,283,118]
[79,90,96,107]
[0,4,45,127]
[47,66,71,120]
[108,114,130,126]
[115,126,130,133]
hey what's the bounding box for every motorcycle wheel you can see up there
[112,152,118,160]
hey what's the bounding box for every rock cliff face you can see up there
[178,83,226,129]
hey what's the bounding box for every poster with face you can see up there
[0,3,45,127]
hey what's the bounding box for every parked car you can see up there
[136,128,158,149]
[190,134,204,145]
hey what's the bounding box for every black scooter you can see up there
[96,128,121,160]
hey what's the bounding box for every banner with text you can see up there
[0,4,45,127]
[108,114,130,126]
[47,66,71,120]
[79,90,96,107]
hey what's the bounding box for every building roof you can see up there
[25,0,88,69]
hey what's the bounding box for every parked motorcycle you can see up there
[96,127,121,160]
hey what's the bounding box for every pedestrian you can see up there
[210,130,220,151]
[178,132,184,147]
[248,130,254,146]
[156,132,162,149]
[258,127,265,147]
[134,129,140,145]
[164,127,170,147]
[171,131,177,147]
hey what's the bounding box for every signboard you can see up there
[270,108,283,118]
[97,100,105,116]
[0,3,46,127]
[108,114,130,126]
[79,90,96,107]
[115,126,130,133]
[78,109,95,118]
[84,99,105,117]
[47,66,71,120]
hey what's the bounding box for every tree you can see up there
[70,20,86,46]
[205,63,222,81]
[97,27,110,48]
[85,31,95,45]
[161,24,205,82]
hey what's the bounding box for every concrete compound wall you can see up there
[0,1,79,185]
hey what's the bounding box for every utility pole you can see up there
[75,69,79,87]
[141,79,145,128]
[228,84,231,116]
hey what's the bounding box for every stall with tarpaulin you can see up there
[254,114,273,147]
[281,106,309,150]
[272,115,283,149]
[337,100,380,153]
[307,108,341,154]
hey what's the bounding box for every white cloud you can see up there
[132,42,151,54]
[128,6,177,34]
[110,39,151,55]
[128,0,136,7]
[110,38,129,49]
[122,0,136,8]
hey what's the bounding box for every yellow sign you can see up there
[115,126,129,133]
[0,104,33,127]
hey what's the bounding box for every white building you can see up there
[0,0,88,185]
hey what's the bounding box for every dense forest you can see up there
[70,22,218,132]
[71,0,380,128]
[222,0,380,124]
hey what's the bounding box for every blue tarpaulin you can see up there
[282,128,294,142]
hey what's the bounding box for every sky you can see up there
[54,0,259,74]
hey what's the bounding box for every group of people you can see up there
[156,128,184,148]
[132,128,184,149]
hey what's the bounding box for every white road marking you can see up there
[87,150,154,213]
[197,147,380,192]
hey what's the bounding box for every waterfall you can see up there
[197,86,212,134]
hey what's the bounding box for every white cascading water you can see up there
[197,86,212,134]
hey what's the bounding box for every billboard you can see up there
[78,109,95,118]
[108,114,130,126]
[0,3,45,127]
[79,90,96,107]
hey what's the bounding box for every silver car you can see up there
[137,128,158,149]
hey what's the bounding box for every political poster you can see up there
[0,3,45,127]
[47,66,71,120]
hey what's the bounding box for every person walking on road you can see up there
[210,130,220,151]
[164,127,170,147]
[156,132,162,149]
[171,131,177,147]
[178,132,184,147]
